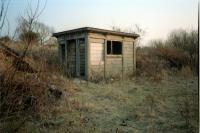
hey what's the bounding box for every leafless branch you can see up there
[6,16,9,36]
[0,0,11,35]
[9,0,47,81]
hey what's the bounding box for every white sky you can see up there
[7,0,198,46]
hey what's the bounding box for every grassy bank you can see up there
[3,75,197,133]
[68,76,198,133]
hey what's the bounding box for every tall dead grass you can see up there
[0,43,71,117]
[136,48,169,82]
[136,44,196,82]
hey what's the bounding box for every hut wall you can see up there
[88,32,135,79]
[89,37,105,79]
[123,41,134,76]
[57,31,136,80]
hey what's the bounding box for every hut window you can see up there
[107,40,122,55]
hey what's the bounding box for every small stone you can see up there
[120,120,127,126]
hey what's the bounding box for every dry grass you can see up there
[0,43,76,132]
[0,50,65,114]
[154,47,190,69]
[136,48,169,83]
[136,46,197,83]
[0,41,198,132]
[57,76,198,133]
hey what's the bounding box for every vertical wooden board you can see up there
[106,57,122,77]
[76,39,80,76]
[67,40,76,76]
[79,39,85,76]
[65,41,68,65]
[104,39,107,79]
[133,41,136,72]
[60,44,66,63]
[90,42,104,66]
[84,35,88,79]
[58,44,61,63]
[122,40,124,79]
[89,42,105,78]
[123,41,134,75]
[87,37,90,79]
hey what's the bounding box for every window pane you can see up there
[112,41,122,55]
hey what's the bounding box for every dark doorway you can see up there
[67,40,76,76]
[79,38,85,77]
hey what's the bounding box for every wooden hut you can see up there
[53,27,139,80]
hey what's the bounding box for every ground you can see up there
[1,75,198,133]
[66,76,198,133]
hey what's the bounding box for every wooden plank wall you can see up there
[88,33,136,79]
[57,32,136,80]
[106,56,122,78]
[89,38,105,78]
[123,41,134,76]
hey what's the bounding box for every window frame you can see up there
[106,40,122,56]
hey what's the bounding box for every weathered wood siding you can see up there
[79,39,85,76]
[89,38,105,78]
[88,33,134,42]
[123,41,134,76]
[57,35,66,63]
[57,31,136,80]
[88,32,135,79]
[106,56,122,77]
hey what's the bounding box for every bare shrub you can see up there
[167,29,198,57]
[154,47,190,70]
[28,46,62,73]
[0,71,46,114]
[136,48,169,82]
[8,44,62,74]
[0,46,69,116]
[19,31,39,44]
[0,36,11,42]
[149,39,165,48]
[179,66,193,77]
[149,29,198,74]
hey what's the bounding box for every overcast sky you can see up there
[7,0,198,45]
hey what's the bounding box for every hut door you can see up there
[67,40,76,76]
[60,44,66,63]
[79,39,85,76]
[76,39,85,77]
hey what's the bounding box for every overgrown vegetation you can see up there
[134,29,198,133]
[149,29,198,74]
[0,27,198,133]
[136,29,198,82]
[0,0,72,132]
[0,0,198,132]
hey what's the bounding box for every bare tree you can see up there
[111,26,122,32]
[16,19,54,45]
[19,0,46,49]
[0,0,11,36]
[16,17,39,43]
[16,0,47,44]
[111,24,145,47]
[8,0,47,80]
[35,22,54,45]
